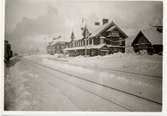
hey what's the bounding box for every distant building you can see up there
[47,41,67,55]
[131,26,162,55]
[64,20,128,56]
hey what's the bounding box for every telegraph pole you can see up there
[85,26,87,56]
[82,17,89,57]
[84,25,89,57]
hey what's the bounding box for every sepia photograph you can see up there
[4,0,162,111]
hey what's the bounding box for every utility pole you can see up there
[85,36,87,56]
[81,17,90,57]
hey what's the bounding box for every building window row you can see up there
[67,38,96,48]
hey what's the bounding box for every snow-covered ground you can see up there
[5,54,162,111]
[5,58,79,111]
[39,53,162,104]
[44,53,162,77]
[5,61,33,110]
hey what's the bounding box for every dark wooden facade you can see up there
[131,28,162,55]
[64,21,128,56]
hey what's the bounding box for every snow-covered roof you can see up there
[106,45,125,48]
[50,40,66,46]
[89,21,128,38]
[90,22,111,37]
[64,44,106,51]
[88,44,106,49]
[141,28,162,45]
[49,40,58,46]
[56,41,67,44]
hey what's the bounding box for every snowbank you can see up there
[41,53,162,104]
[66,53,162,76]
[5,63,33,110]
[28,53,162,76]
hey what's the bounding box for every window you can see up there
[94,38,100,45]
[89,39,92,45]
[113,31,119,37]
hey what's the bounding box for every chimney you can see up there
[102,18,109,25]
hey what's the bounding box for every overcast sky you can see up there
[5,0,163,53]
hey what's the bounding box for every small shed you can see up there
[131,28,162,55]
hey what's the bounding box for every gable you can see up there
[90,21,128,39]
[132,28,162,46]
[100,45,109,50]
[142,28,162,45]
[131,31,151,46]
[102,26,127,38]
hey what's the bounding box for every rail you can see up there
[24,58,162,107]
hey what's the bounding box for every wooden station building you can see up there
[64,20,128,56]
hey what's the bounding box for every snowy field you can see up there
[5,53,162,111]
[39,53,162,104]
[43,53,162,77]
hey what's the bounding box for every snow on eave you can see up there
[90,21,115,37]
[64,44,106,51]
[142,29,162,45]
[131,28,162,46]
[90,21,128,39]
[50,40,67,46]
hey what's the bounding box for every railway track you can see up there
[47,57,162,79]
[42,57,162,104]
[45,71,131,111]
[24,58,162,111]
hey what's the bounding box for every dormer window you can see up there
[104,31,120,37]
[111,31,120,37]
